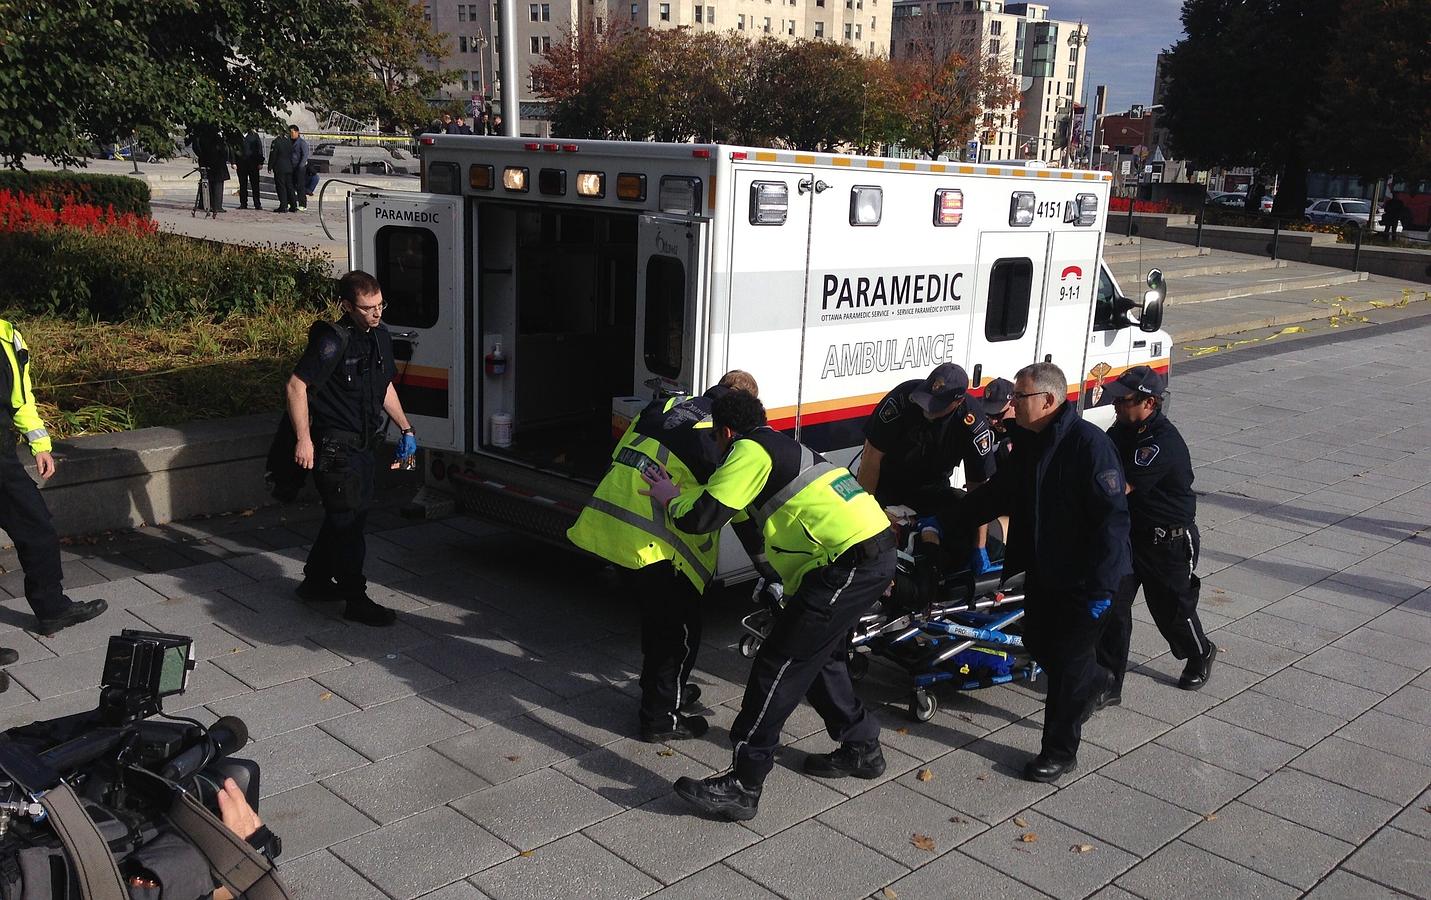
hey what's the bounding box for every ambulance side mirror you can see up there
[1138,268,1166,333]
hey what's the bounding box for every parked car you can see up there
[1209,192,1274,213]
[1306,198,1385,232]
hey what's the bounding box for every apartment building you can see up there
[422,0,887,136]
[890,0,1086,163]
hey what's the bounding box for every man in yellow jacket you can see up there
[0,319,108,669]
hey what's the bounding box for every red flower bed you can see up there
[0,189,155,235]
[1108,197,1175,214]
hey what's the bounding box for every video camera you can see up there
[0,631,259,894]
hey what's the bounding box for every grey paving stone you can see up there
[1375,684,1431,728]
[165,659,251,712]
[1302,869,1410,900]
[643,864,781,900]
[333,805,516,900]
[1336,709,1431,766]
[1365,606,1431,643]
[136,560,253,598]
[421,668,562,728]
[29,607,155,656]
[1133,652,1263,701]
[817,780,987,869]
[1224,609,1343,654]
[0,688,104,731]
[1341,827,1431,898]
[1034,773,1202,857]
[8,645,104,699]
[1100,743,1257,816]
[1252,667,1386,720]
[471,833,659,900]
[1156,714,1303,780]
[1114,840,1300,900]
[1239,768,1399,845]
[418,883,491,899]
[959,811,1139,899]
[1183,800,1354,890]
[1291,736,1431,805]
[870,703,986,761]
[727,819,909,900]
[584,791,762,885]
[1201,558,1328,603]
[260,782,378,860]
[555,736,716,809]
[408,635,539,683]
[323,746,489,824]
[1332,626,1431,673]
[242,725,371,798]
[206,676,359,741]
[209,638,349,690]
[733,758,851,837]
[1293,579,1408,616]
[452,768,622,851]
[432,715,592,785]
[1389,787,1430,840]
[1197,585,1276,621]
[320,695,471,761]
[278,849,387,899]
[314,656,455,708]
[1205,689,1346,749]
[882,848,1055,900]
[1295,645,1420,695]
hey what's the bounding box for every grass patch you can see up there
[14,304,324,442]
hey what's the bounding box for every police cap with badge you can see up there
[1101,366,1166,403]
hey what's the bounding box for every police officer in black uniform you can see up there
[977,377,1016,468]
[857,363,1000,574]
[286,271,416,627]
[1101,367,1215,698]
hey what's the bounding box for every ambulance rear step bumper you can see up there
[446,463,588,544]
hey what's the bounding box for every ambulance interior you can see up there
[476,204,644,481]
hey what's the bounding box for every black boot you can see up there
[674,772,761,821]
[36,599,108,636]
[1023,754,1077,783]
[679,683,704,714]
[1094,687,1122,711]
[1179,642,1217,690]
[296,577,343,601]
[803,741,887,779]
[0,648,17,666]
[344,595,396,627]
[640,714,709,743]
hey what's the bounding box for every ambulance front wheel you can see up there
[739,635,761,659]
[910,689,938,722]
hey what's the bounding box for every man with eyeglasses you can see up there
[1099,366,1214,702]
[285,270,416,626]
[948,362,1130,783]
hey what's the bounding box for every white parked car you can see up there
[1306,198,1385,232]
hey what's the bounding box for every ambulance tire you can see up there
[911,689,938,722]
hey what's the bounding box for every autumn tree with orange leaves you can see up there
[891,14,1019,161]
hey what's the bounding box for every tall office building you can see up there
[890,1,1086,163]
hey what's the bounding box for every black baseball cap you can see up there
[910,363,970,413]
[978,377,1015,415]
[1103,365,1167,400]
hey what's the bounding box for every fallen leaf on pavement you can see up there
[896,727,909,735]
[1020,833,1038,843]
[1203,813,1217,822]
[656,748,675,757]
[957,713,974,723]
[1013,816,1029,828]
[239,508,256,517]
[1071,843,1095,853]
[976,773,988,781]
[519,850,535,857]
[318,691,333,701]
[505,755,521,762]
[917,768,934,782]
[949,816,967,824]
[881,888,898,900]
[910,833,936,852]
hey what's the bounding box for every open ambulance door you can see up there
[348,192,465,452]
[967,231,1049,391]
[635,214,707,398]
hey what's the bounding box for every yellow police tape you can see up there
[307,133,413,143]
[1183,291,1428,356]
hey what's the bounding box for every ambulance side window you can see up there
[985,258,1032,342]
[644,255,685,377]
[1093,265,1119,330]
[375,226,439,328]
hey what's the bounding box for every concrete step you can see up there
[1167,277,1431,342]
[1103,239,1206,263]
[1168,263,1369,305]
[1110,253,1287,283]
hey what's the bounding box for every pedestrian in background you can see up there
[236,127,264,210]
[0,316,109,671]
[949,362,1130,783]
[267,129,295,213]
[195,127,230,218]
[1100,366,1215,704]
[288,125,311,211]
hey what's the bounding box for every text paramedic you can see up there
[821,272,964,309]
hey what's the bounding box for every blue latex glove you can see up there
[1088,597,1111,620]
[396,432,418,460]
[969,546,1001,576]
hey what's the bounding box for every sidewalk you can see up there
[0,315,1427,899]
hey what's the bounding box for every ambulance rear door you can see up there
[966,230,1049,387]
[348,191,465,451]
[635,214,708,397]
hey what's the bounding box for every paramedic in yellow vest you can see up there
[641,390,896,821]
[0,319,108,661]
[568,371,758,743]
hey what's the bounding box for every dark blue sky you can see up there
[1055,0,1185,114]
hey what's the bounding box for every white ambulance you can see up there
[347,137,1169,578]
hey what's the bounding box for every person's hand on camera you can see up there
[216,778,261,841]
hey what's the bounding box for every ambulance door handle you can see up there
[798,178,831,195]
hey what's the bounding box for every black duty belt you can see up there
[1149,525,1189,543]
[836,528,898,566]
[315,429,383,451]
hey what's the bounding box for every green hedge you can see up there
[0,228,333,323]
[0,170,151,218]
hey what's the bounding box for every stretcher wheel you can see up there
[910,690,938,722]
[739,635,761,658]
[847,652,869,682]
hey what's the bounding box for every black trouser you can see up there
[206,173,226,212]
[1024,598,1106,764]
[236,162,261,207]
[305,437,377,596]
[1100,526,1208,690]
[290,169,306,207]
[731,533,896,787]
[272,169,295,211]
[630,561,703,731]
[0,445,70,620]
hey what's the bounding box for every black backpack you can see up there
[264,321,350,502]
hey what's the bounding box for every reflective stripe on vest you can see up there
[751,445,839,529]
